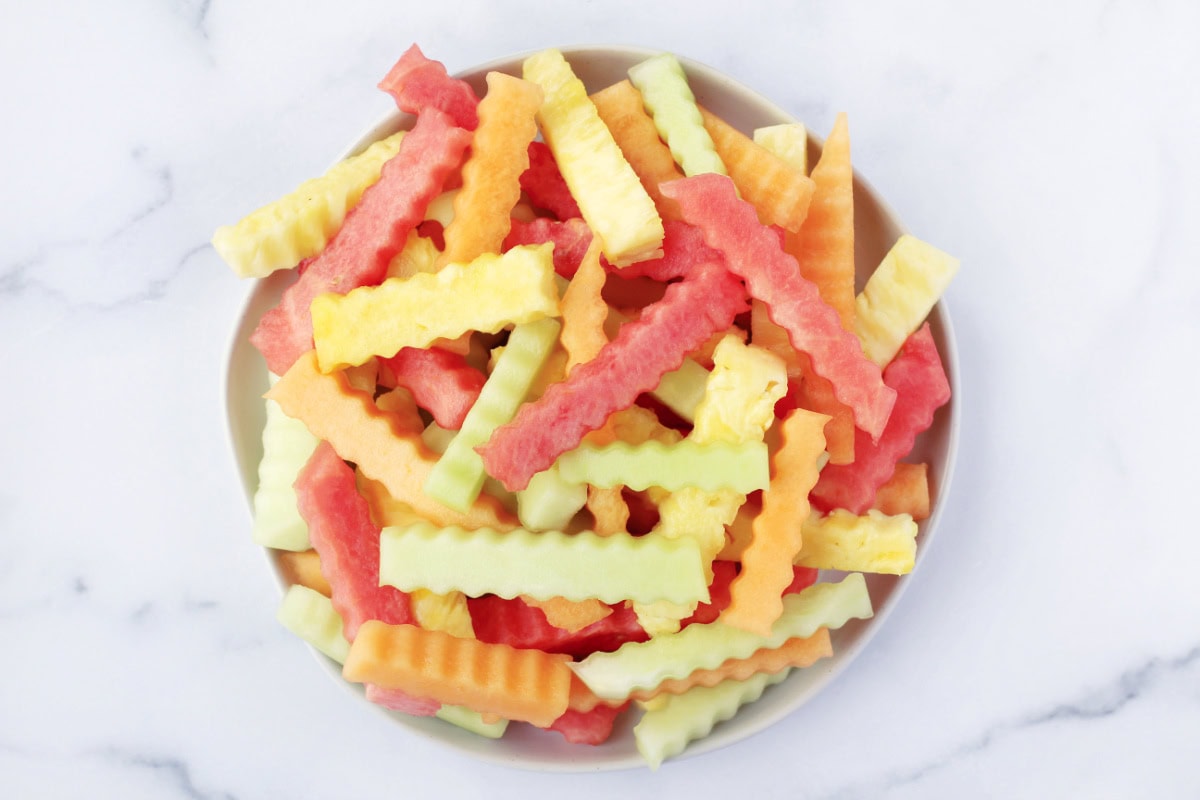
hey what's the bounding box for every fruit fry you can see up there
[520,141,582,220]
[503,217,594,279]
[277,584,351,663]
[590,78,685,220]
[628,54,726,178]
[753,122,808,175]
[559,238,609,372]
[477,261,748,492]
[380,347,486,431]
[344,620,573,728]
[276,549,331,597]
[213,131,406,279]
[252,389,319,552]
[556,440,770,494]
[523,48,664,266]
[438,72,543,269]
[586,486,630,536]
[379,522,709,606]
[523,596,613,633]
[699,107,815,232]
[311,243,559,372]
[872,462,930,520]
[721,408,829,636]
[662,173,897,440]
[516,465,587,532]
[377,43,480,130]
[251,110,471,376]
[794,509,918,575]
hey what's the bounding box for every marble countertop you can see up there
[3,1,1197,797]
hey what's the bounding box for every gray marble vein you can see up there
[91,748,238,800]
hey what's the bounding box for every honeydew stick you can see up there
[380,522,710,606]
[634,668,793,770]
[573,574,872,701]
[649,358,709,423]
[628,53,726,177]
[424,317,562,513]
[252,376,320,551]
[523,49,664,266]
[556,440,770,494]
[517,465,586,532]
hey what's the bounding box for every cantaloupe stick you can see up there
[873,462,930,521]
[855,235,960,367]
[252,387,319,552]
[424,318,562,513]
[716,495,761,562]
[635,337,786,635]
[794,509,918,575]
[517,465,587,532]
[409,588,475,639]
[753,122,808,175]
[633,667,793,770]
[795,362,857,465]
[523,596,613,634]
[380,522,709,606]
[628,54,726,178]
[344,620,573,728]
[523,49,664,266]
[556,440,770,494]
[587,486,629,537]
[590,79,685,220]
[649,358,709,423]
[721,409,829,636]
[437,73,543,269]
[266,352,516,531]
[277,584,350,663]
[784,113,856,328]
[276,549,331,597]
[213,131,406,278]
[385,230,439,280]
[311,243,559,372]
[699,107,815,232]
[629,627,832,702]
[573,574,871,701]
[750,299,804,379]
[559,238,609,372]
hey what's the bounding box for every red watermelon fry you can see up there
[467,595,648,660]
[810,323,951,514]
[502,217,594,279]
[251,110,472,375]
[477,261,749,491]
[521,141,582,220]
[377,44,479,131]
[364,683,441,717]
[546,702,629,745]
[293,442,415,639]
[661,173,897,440]
[380,346,486,430]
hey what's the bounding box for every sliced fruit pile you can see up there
[216,44,959,769]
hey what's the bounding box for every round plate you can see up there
[224,45,961,772]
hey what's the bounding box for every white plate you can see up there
[224,45,961,772]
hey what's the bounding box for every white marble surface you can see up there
[3,0,1198,796]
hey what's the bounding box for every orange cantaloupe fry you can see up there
[628,628,832,702]
[794,358,857,465]
[276,549,331,597]
[590,79,684,221]
[872,462,930,521]
[266,351,516,531]
[587,485,630,536]
[523,596,613,633]
[699,106,815,232]
[786,112,855,329]
[343,620,573,728]
[437,73,543,269]
[721,408,829,636]
[560,238,609,373]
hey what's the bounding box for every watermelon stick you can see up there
[661,173,897,441]
[477,261,748,492]
[377,44,479,130]
[251,109,472,376]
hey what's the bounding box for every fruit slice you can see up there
[699,107,814,232]
[377,43,479,130]
[520,141,582,220]
[379,522,709,606]
[344,620,574,728]
[628,54,726,177]
[293,443,413,640]
[523,48,664,266]
[424,318,562,512]
[810,323,951,514]
[251,110,472,375]
[793,509,918,575]
[477,261,748,491]
[855,234,960,367]
[437,72,543,268]
[311,243,559,372]
[379,347,486,431]
[661,173,896,440]
[212,131,405,279]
